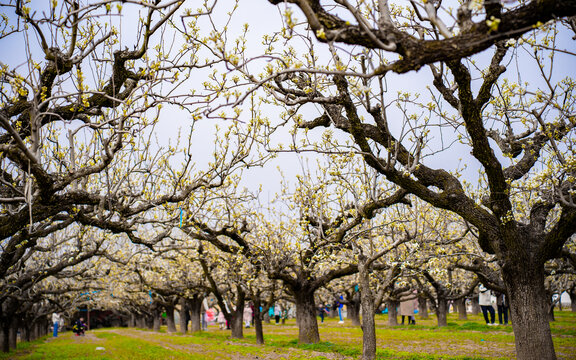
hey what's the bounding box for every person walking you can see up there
[52,313,61,337]
[479,285,496,325]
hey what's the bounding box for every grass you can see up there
[1,310,574,359]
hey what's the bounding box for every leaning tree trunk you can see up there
[418,297,429,319]
[503,261,556,360]
[294,290,320,344]
[165,305,177,333]
[436,297,448,327]
[387,299,399,326]
[456,298,467,320]
[179,297,188,334]
[359,262,377,360]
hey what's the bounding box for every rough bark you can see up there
[294,290,320,343]
[387,300,399,326]
[503,263,556,360]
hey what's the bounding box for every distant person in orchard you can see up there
[51,312,61,337]
[73,317,88,336]
[400,290,417,325]
[495,291,509,325]
[478,285,496,326]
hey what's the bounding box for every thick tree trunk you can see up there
[418,297,429,319]
[165,305,177,332]
[179,298,188,334]
[189,295,203,332]
[253,297,264,345]
[294,290,320,344]
[347,299,361,326]
[387,300,399,326]
[571,292,576,312]
[503,263,556,360]
[359,263,376,360]
[436,297,448,327]
[456,298,468,320]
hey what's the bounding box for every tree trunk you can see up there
[294,290,320,344]
[128,313,135,328]
[230,288,246,339]
[387,300,399,326]
[503,262,556,360]
[165,305,177,333]
[436,297,448,327]
[418,297,429,319]
[1,324,8,353]
[8,318,17,351]
[571,292,576,312]
[359,262,377,360]
[253,297,264,345]
[470,297,480,315]
[347,299,361,326]
[179,297,188,334]
[189,295,203,333]
[456,298,467,320]
[152,307,162,332]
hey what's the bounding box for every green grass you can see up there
[2,310,575,359]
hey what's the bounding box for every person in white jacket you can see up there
[478,285,496,325]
